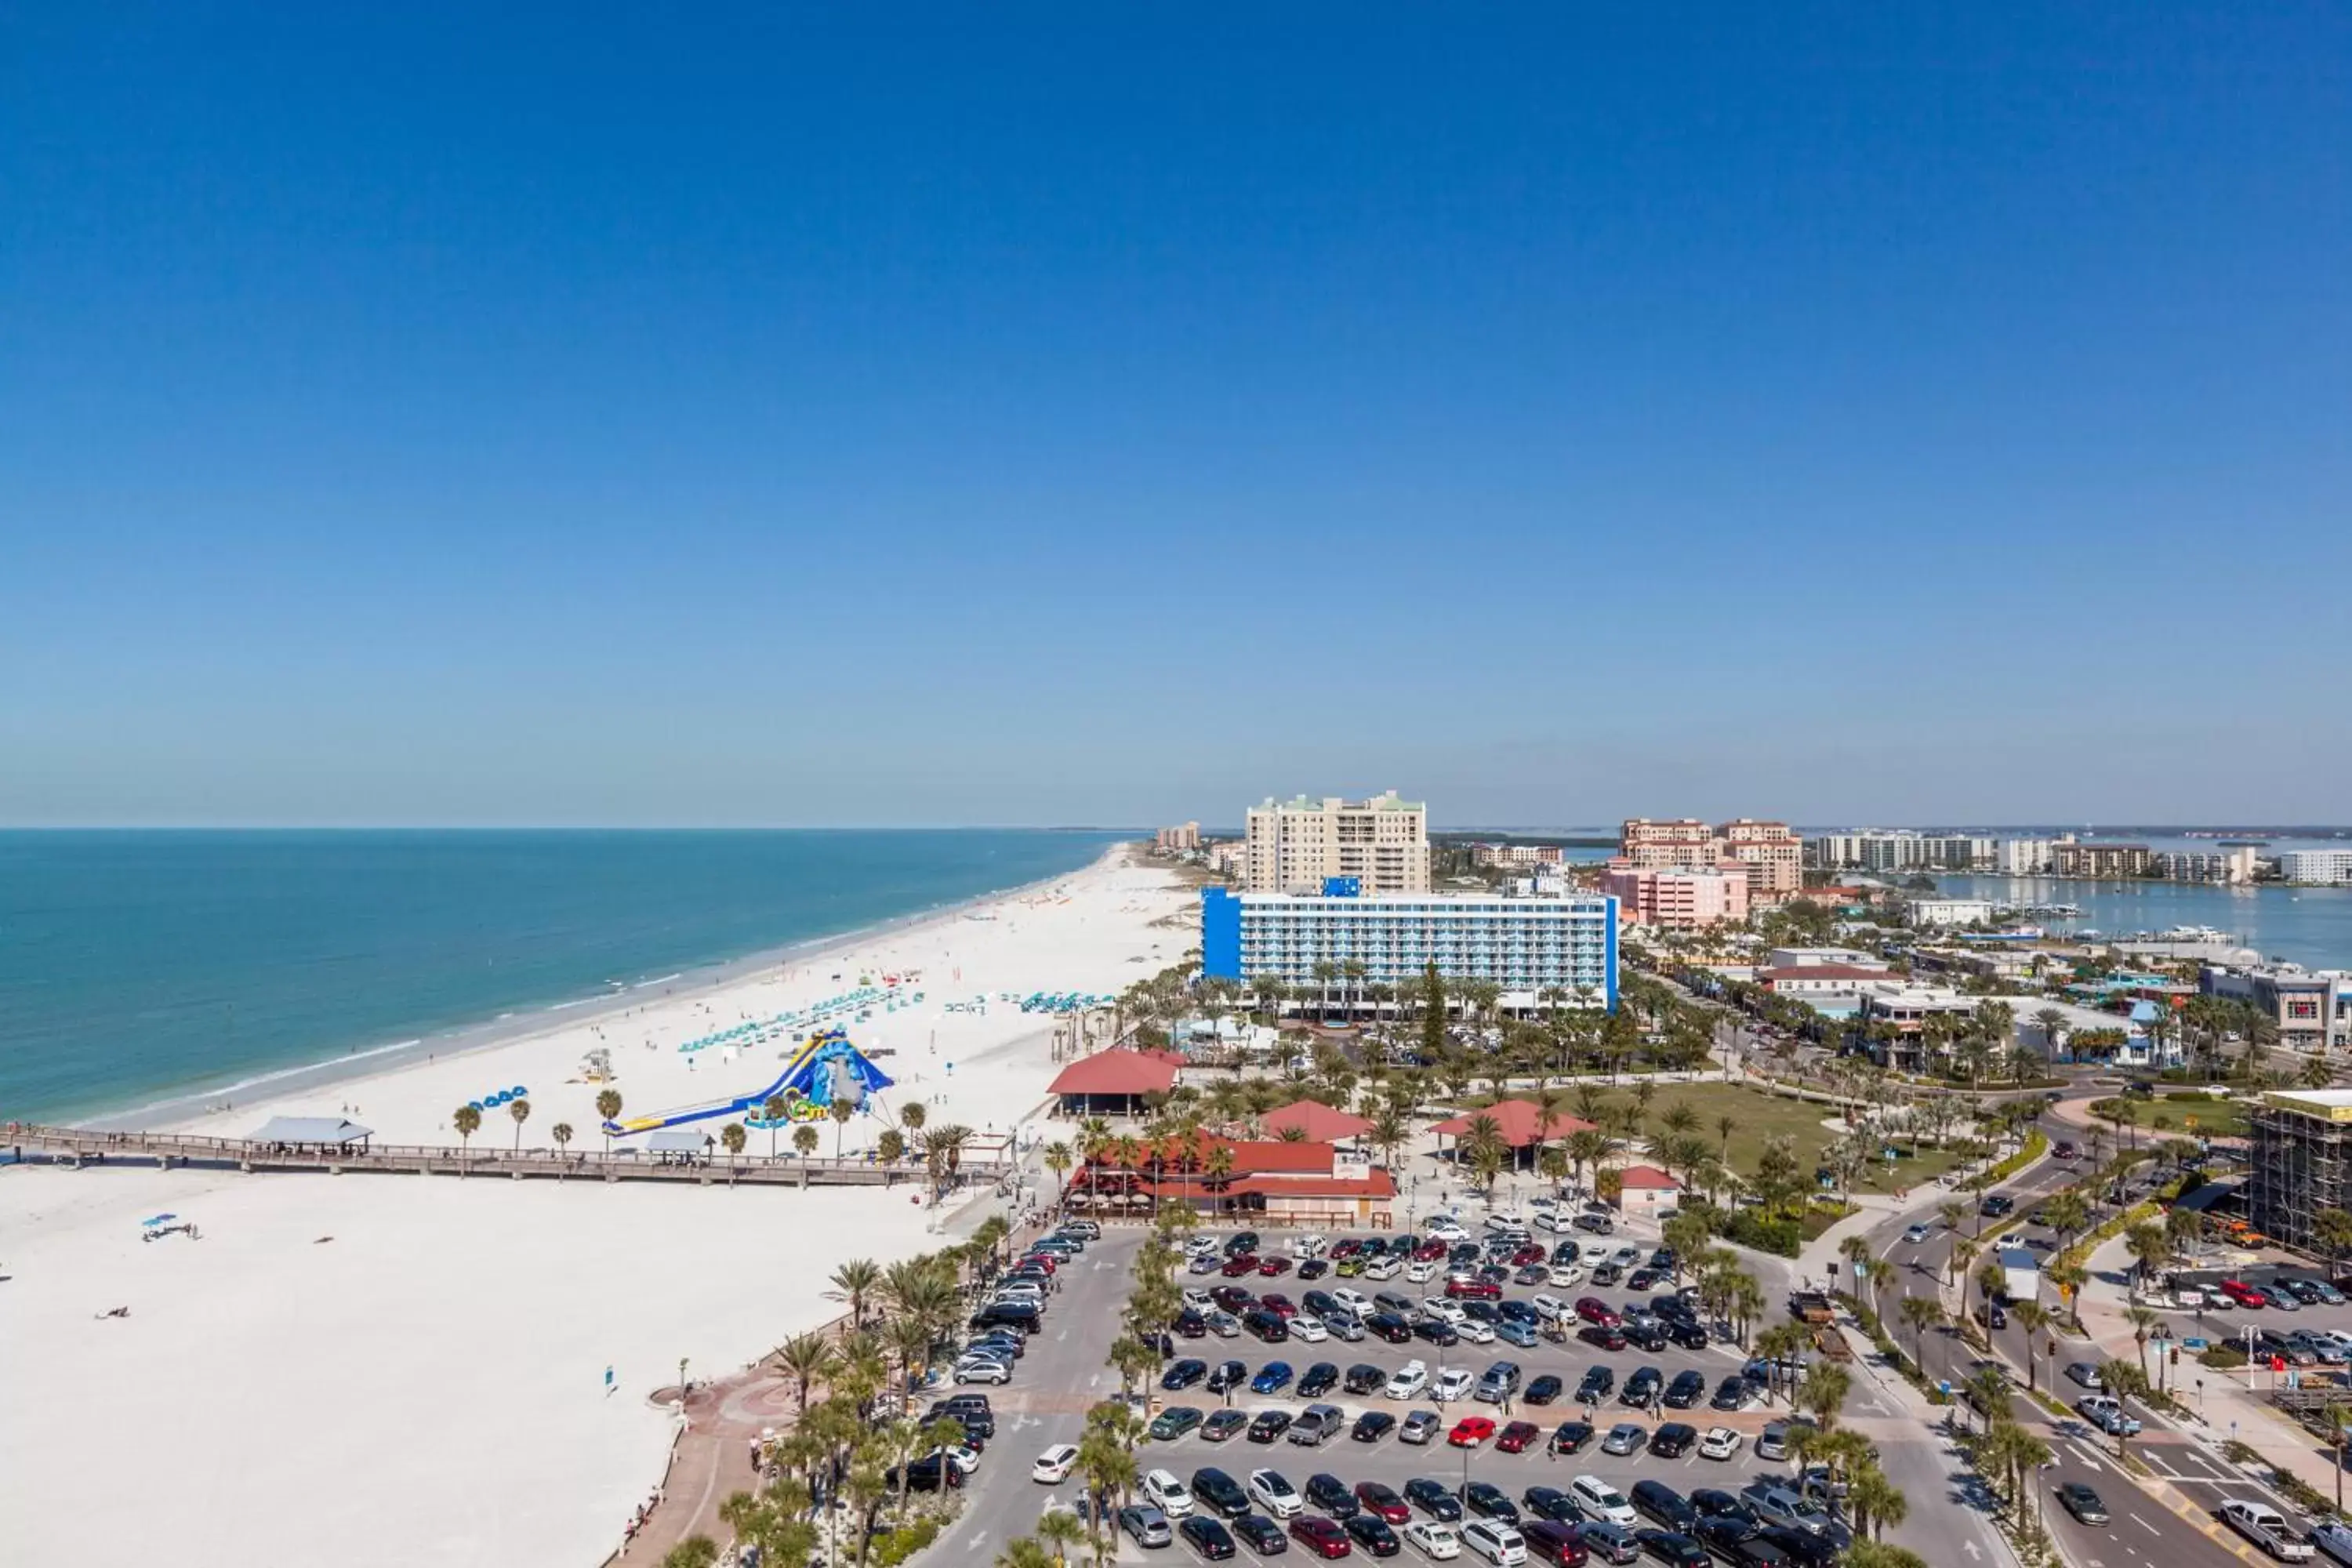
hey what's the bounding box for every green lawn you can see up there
[1599,1081,1973,1196]
[2088,1094,2251,1139]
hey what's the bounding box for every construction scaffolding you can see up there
[2249,1091,2352,1260]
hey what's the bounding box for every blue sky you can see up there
[3,4,2347,827]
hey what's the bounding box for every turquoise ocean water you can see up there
[0,830,1124,1125]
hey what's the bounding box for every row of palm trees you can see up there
[662,1221,1031,1568]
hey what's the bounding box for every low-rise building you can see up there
[1156,821,1202,852]
[1764,946,1888,971]
[2201,963,2352,1052]
[1907,898,1998,927]
[1068,1131,1397,1227]
[2152,847,2259,884]
[1759,964,1900,997]
[1473,842,1566,868]
[1612,1164,1682,1215]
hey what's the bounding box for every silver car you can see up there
[1119,1505,1173,1548]
[1600,1423,1646,1455]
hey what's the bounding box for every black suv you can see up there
[1345,1363,1388,1396]
[1367,1312,1414,1345]
[1412,1317,1461,1347]
[1225,1231,1262,1258]
[1306,1474,1359,1517]
[1621,1367,1663,1408]
[1648,1423,1697,1459]
[1664,1371,1707,1410]
[1298,1363,1340,1398]
[1576,1367,1615,1404]
[1192,1467,1250,1519]
[1634,1479,1697,1530]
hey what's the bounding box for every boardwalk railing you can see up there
[2,1122,1008,1189]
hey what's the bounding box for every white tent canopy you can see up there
[248,1116,374,1147]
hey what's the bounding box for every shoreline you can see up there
[74,840,1136,1134]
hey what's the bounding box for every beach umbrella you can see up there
[142,1213,178,1227]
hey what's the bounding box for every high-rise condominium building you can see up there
[1243,792,1431,895]
[1621,818,1800,900]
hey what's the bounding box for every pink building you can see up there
[1602,858,1751,929]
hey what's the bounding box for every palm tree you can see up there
[2315,1208,2352,1283]
[792,1124,821,1159]
[1847,1461,1907,1541]
[2010,1301,2053,1392]
[550,1122,572,1167]
[830,1258,882,1326]
[1897,1295,1944,1377]
[995,1541,1055,1568]
[2047,1258,2090,1333]
[720,1122,747,1165]
[505,1097,531,1149]
[762,1095,788,1157]
[452,1103,481,1163]
[830,1095,856,1159]
[594,1088,622,1153]
[899,1100,928,1138]
[1035,1508,1087,1568]
[662,1537,720,1568]
[1044,1141,1074,1203]
[2126,1304,2163,1385]
[773,1332,836,1417]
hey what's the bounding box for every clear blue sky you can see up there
[3,5,2347,828]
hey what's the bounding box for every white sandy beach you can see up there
[0,847,1191,1568]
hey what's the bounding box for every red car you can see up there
[1495,1421,1542,1454]
[1355,1482,1410,1524]
[1259,1294,1299,1319]
[1414,1241,1450,1261]
[1018,1253,1058,1273]
[2219,1278,2266,1308]
[1258,1257,1294,1278]
[1331,1240,1363,1261]
[1212,1286,1257,1314]
[1511,1244,1548,1267]
[1447,1416,1497,1448]
[1223,1254,1261,1277]
[1573,1297,1621,1327]
[1446,1277,1501,1300]
[1290,1516,1353,1559]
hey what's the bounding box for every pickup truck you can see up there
[2077,1396,2142,1438]
[2220,1500,2314,1561]
[1810,1324,1853,1363]
[1788,1293,1835,1326]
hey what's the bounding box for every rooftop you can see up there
[1047,1048,1182,1098]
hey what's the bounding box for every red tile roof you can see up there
[1617,1163,1680,1189]
[1428,1099,1596,1148]
[1261,1099,1375,1141]
[1047,1048,1181,1097]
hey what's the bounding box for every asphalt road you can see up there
[1847,1124,2278,1568]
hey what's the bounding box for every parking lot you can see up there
[966,1218,1855,1566]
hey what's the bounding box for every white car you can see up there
[1141,1468,1194,1517]
[1387,1361,1431,1399]
[1902,1223,1930,1245]
[1247,1468,1301,1519]
[1455,1319,1495,1345]
[1581,1240,1613,1263]
[1530,1294,1570,1322]
[1462,1520,1528,1566]
[1183,1288,1217,1312]
[953,1356,1013,1385]
[1032,1443,1080,1484]
[1332,1288,1371,1316]
[1187,1236,1221,1257]
[1698,1427,1744,1461]
[1432,1367,1475,1403]
[1406,1259,1440,1283]
[1486,1209,1529,1231]
[1293,1233,1330,1258]
[1290,1316,1329,1344]
[2310,1519,2352,1566]
[1422,1298,1468,1325]
[1363,1256,1404,1280]
[1406,1519,1464,1559]
[1570,1475,1639,1528]
[1426,1219,1468,1242]
[1547,1264,1586,1288]
[932,1444,982,1479]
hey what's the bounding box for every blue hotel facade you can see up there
[1200,887,1617,1012]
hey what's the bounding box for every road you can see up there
[1846,1121,2276,1568]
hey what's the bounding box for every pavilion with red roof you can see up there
[1045,1047,1181,1116]
[1261,1098,1374,1143]
[1428,1098,1595,1170]
[1066,1129,1397,1226]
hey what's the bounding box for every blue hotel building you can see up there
[1200,884,1617,1012]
